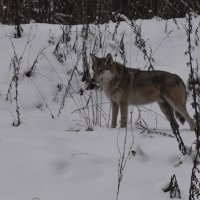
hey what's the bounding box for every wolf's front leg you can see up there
[120,103,128,128]
[111,101,119,128]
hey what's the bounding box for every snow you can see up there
[0,16,199,200]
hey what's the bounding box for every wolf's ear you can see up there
[106,53,113,65]
[90,54,97,63]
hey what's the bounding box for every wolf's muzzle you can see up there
[86,79,97,90]
[91,78,96,83]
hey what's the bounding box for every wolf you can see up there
[90,53,195,130]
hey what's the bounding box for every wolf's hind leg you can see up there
[158,101,179,129]
[164,87,195,131]
[165,97,195,131]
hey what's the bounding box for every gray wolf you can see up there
[90,53,195,130]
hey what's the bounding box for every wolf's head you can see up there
[90,53,114,86]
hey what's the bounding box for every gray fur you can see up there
[91,53,195,130]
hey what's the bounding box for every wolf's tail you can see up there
[175,111,185,124]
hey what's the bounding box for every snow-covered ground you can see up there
[0,17,199,200]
